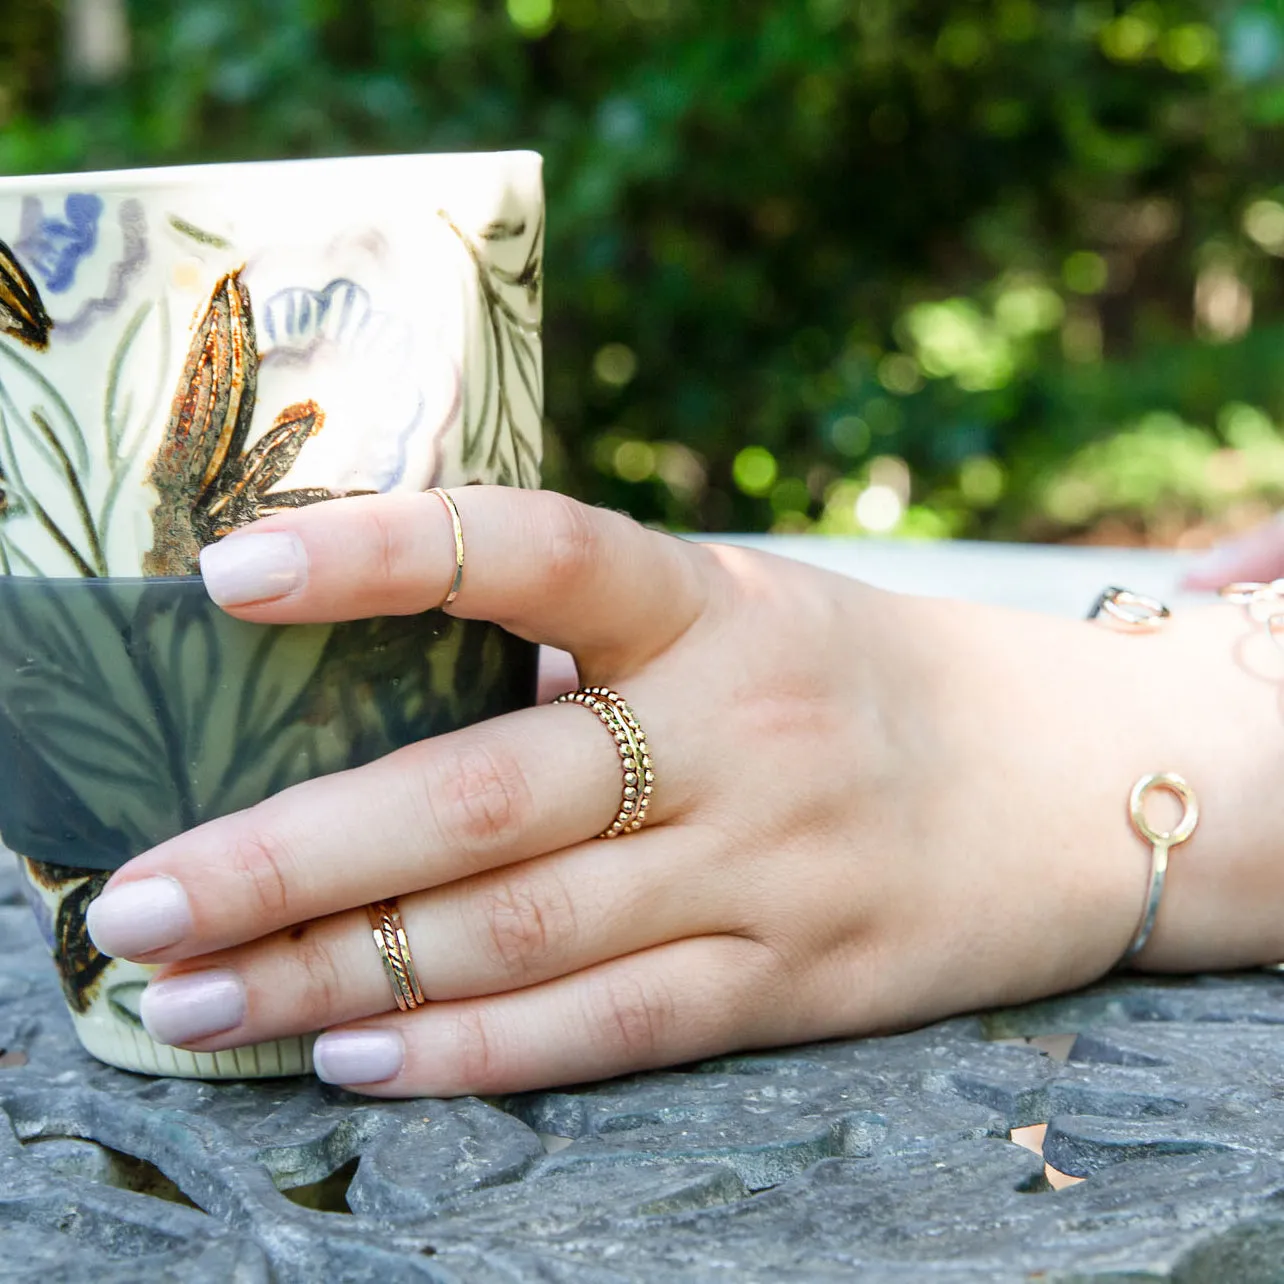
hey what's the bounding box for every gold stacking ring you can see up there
[555,686,655,838]
[428,487,465,607]
[366,899,426,1011]
[1087,586,1171,630]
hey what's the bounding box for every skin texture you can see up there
[87,489,1284,1096]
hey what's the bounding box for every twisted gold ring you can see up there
[555,686,655,838]
[366,899,426,1010]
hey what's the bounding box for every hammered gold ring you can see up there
[428,487,465,607]
[555,686,655,838]
[366,899,426,1011]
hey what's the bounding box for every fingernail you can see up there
[140,970,246,1046]
[86,876,193,958]
[200,532,308,607]
[313,1030,405,1085]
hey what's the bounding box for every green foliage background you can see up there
[8,0,1284,543]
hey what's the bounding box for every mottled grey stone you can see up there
[5,852,1284,1280]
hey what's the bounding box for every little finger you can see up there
[311,935,783,1097]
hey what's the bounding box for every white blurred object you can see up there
[66,0,131,83]
[704,536,1201,619]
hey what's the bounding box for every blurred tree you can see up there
[7,0,1284,545]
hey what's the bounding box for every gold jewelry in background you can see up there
[555,686,655,838]
[1217,581,1282,605]
[366,899,426,1010]
[1087,586,1170,630]
[428,487,465,607]
[1119,772,1199,967]
[1219,579,1284,651]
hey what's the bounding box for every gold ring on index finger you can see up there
[428,487,465,607]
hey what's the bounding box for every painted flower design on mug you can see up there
[20,857,110,1013]
[0,237,53,350]
[258,277,454,494]
[0,165,545,1082]
[144,270,365,576]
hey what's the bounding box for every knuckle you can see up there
[537,492,599,593]
[226,827,295,922]
[446,1004,505,1092]
[477,873,577,982]
[591,971,675,1063]
[284,930,345,1028]
[432,737,533,850]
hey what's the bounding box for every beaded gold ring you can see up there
[555,686,655,838]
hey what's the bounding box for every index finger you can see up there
[198,487,712,667]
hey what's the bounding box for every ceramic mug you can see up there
[0,152,544,1077]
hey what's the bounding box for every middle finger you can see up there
[136,826,724,1052]
[86,698,686,964]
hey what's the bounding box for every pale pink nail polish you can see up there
[313,1030,405,1085]
[141,970,246,1046]
[86,876,193,958]
[200,532,308,607]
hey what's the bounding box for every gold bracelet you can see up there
[1118,772,1199,967]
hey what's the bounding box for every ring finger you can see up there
[137,826,727,1052]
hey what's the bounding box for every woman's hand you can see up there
[85,488,1284,1096]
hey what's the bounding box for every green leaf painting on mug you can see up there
[0,582,193,849]
[441,209,542,490]
[106,980,148,1028]
[0,342,104,577]
[99,296,173,557]
[0,237,141,578]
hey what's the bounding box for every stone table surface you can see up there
[4,538,1284,1283]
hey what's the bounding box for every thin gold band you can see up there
[555,686,655,838]
[428,487,465,607]
[366,899,426,1010]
